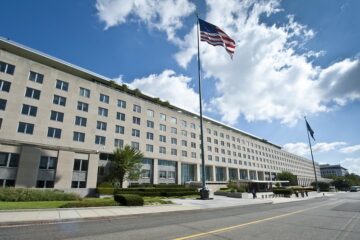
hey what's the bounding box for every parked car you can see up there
[350,186,360,192]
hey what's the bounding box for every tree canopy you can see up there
[275,171,298,186]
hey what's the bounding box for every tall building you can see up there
[0,38,320,194]
[320,164,348,178]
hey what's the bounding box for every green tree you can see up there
[108,145,144,188]
[276,171,298,186]
[331,176,351,191]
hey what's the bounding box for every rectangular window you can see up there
[99,93,109,103]
[116,112,125,121]
[133,104,141,113]
[182,140,187,147]
[17,122,34,134]
[160,113,166,121]
[146,132,154,140]
[170,117,177,124]
[0,80,11,92]
[132,129,140,137]
[95,135,106,145]
[190,123,196,129]
[75,116,87,126]
[115,125,125,134]
[159,171,166,179]
[133,116,141,125]
[191,142,196,148]
[117,99,126,108]
[141,169,151,178]
[146,144,153,152]
[96,121,107,131]
[73,159,88,171]
[0,61,15,75]
[36,180,54,188]
[73,131,85,142]
[71,181,86,188]
[147,120,154,128]
[191,152,196,158]
[182,150,187,157]
[0,99,6,111]
[53,95,66,106]
[79,87,90,98]
[47,127,61,138]
[0,118,2,129]
[28,71,44,84]
[131,141,139,150]
[147,109,154,118]
[0,152,19,168]
[39,156,57,170]
[171,149,177,156]
[55,79,69,91]
[191,132,196,139]
[171,127,177,134]
[181,130,187,136]
[159,135,166,142]
[25,87,41,100]
[77,101,89,112]
[21,104,37,117]
[181,120,187,127]
[98,107,108,117]
[171,138,177,145]
[160,124,166,132]
[159,147,166,154]
[114,139,124,148]
[50,110,64,122]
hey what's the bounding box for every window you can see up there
[75,116,87,126]
[159,147,166,154]
[21,104,37,117]
[0,179,15,187]
[181,130,187,136]
[214,139,218,144]
[98,107,108,117]
[0,99,6,111]
[0,118,2,129]
[0,61,15,75]
[171,138,177,145]
[181,120,187,127]
[79,87,90,98]
[99,94,109,103]
[146,132,154,140]
[47,127,61,138]
[39,156,57,170]
[50,111,64,122]
[25,87,41,100]
[160,124,166,131]
[170,117,177,124]
[159,171,166,179]
[160,113,166,121]
[72,181,86,188]
[191,152,196,158]
[133,116,141,125]
[114,139,124,148]
[96,121,107,131]
[191,142,196,148]
[17,122,34,134]
[142,169,151,178]
[115,125,125,134]
[182,150,188,157]
[159,135,166,142]
[53,95,66,106]
[147,109,154,118]
[55,79,69,91]
[28,71,44,84]
[133,104,141,113]
[190,123,196,129]
[73,132,85,142]
[77,101,88,112]
[191,133,196,139]
[214,130,218,136]
[95,135,106,145]
[132,129,140,137]
[171,127,177,134]
[208,155,212,161]
[0,80,11,92]
[117,112,125,121]
[147,120,154,128]
[117,99,126,108]
[171,149,177,156]
[73,159,88,171]
[131,141,139,150]
[36,180,54,188]
[181,140,187,147]
[207,137,211,143]
[146,144,153,152]
[0,152,19,168]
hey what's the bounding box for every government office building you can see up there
[0,38,320,195]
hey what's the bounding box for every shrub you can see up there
[311,181,330,192]
[113,187,198,197]
[114,194,144,206]
[273,188,293,196]
[97,182,113,188]
[96,188,114,195]
[0,188,80,202]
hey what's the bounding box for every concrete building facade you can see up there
[0,38,320,194]
[320,164,348,178]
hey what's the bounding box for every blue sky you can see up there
[1,0,360,174]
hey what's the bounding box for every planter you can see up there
[226,192,243,198]
[214,191,228,196]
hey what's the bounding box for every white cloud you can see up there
[340,158,360,175]
[96,0,195,40]
[128,69,199,112]
[340,144,360,154]
[174,0,360,125]
[283,141,347,156]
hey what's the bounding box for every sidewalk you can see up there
[0,192,334,226]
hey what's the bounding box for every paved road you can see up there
[0,192,359,240]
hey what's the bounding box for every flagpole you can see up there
[196,13,209,199]
[304,116,319,192]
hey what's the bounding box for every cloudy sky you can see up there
[1,0,359,174]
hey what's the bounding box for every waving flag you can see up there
[306,119,315,141]
[199,18,236,58]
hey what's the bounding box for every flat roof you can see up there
[0,37,291,150]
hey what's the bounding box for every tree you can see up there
[275,171,298,186]
[331,176,351,191]
[108,145,144,188]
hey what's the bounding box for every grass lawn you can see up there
[143,197,173,205]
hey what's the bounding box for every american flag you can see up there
[199,18,236,58]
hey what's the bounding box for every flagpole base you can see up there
[198,188,212,200]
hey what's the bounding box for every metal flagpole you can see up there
[304,116,319,192]
[196,13,209,199]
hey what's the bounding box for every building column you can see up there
[196,163,201,182]
[246,169,250,180]
[225,167,229,181]
[177,161,182,184]
[213,165,217,182]
[54,150,75,189]
[255,170,258,180]
[16,146,41,188]
[86,153,99,189]
[153,159,158,184]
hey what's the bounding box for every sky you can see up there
[1,0,360,174]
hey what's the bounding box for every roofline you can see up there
[0,37,287,150]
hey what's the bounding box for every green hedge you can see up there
[273,188,294,196]
[114,194,144,206]
[97,182,113,188]
[96,188,114,195]
[113,187,197,197]
[0,188,81,202]
[60,200,117,208]
[128,184,189,188]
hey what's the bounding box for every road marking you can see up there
[173,200,342,240]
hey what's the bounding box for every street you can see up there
[0,192,359,240]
